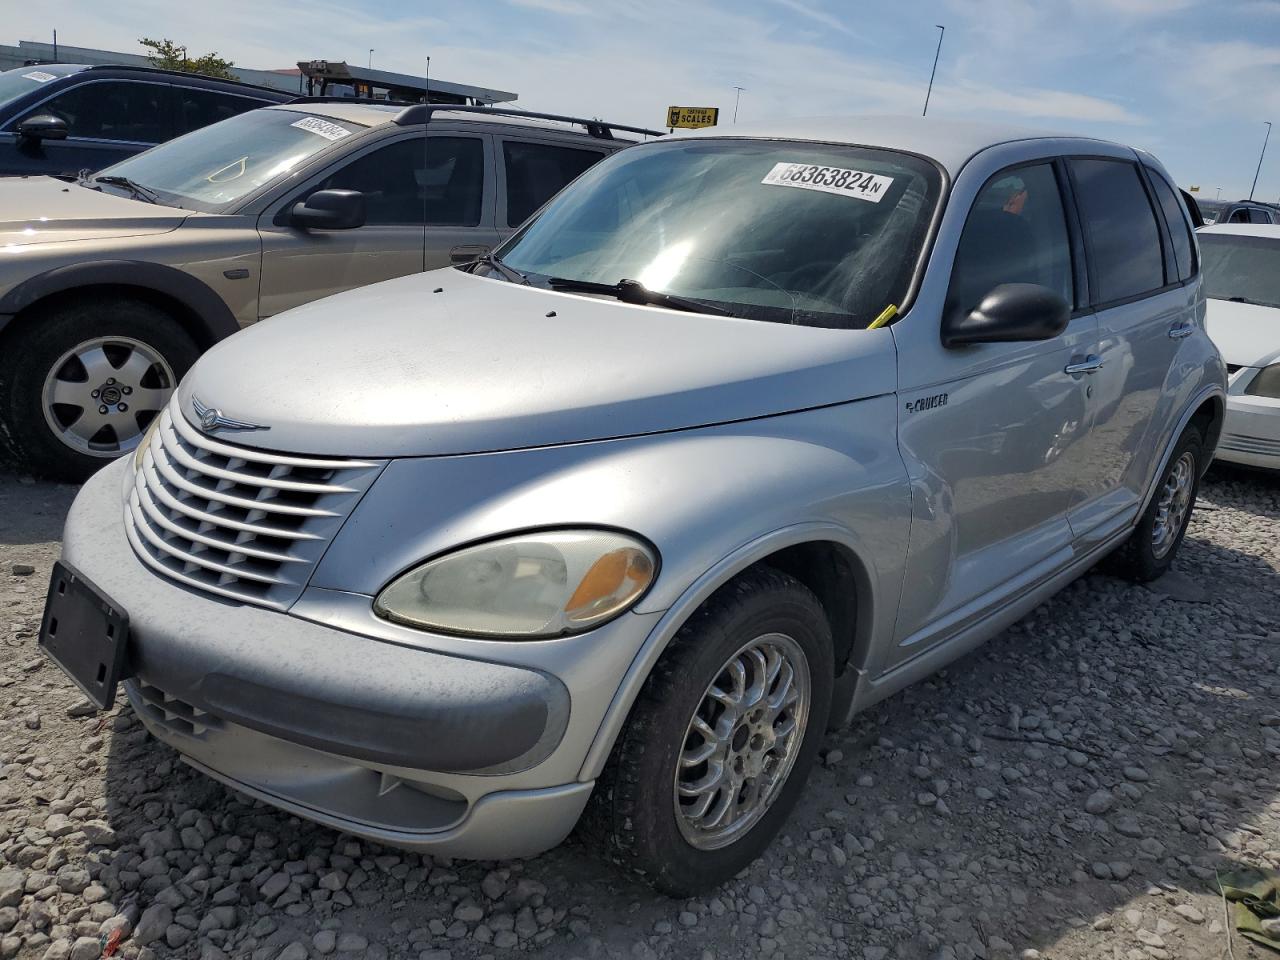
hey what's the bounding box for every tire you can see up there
[582,566,834,896]
[0,298,200,482]
[1107,426,1204,583]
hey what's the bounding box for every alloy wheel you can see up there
[1151,451,1195,559]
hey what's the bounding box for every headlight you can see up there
[1245,364,1280,399]
[133,417,161,471]
[373,530,657,639]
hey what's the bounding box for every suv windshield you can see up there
[497,139,943,329]
[0,65,77,110]
[90,108,366,212]
[1200,233,1280,309]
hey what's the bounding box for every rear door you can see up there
[257,132,495,317]
[1063,156,1200,545]
[494,136,610,243]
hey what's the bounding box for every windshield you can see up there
[497,139,943,329]
[1200,233,1280,308]
[0,65,75,111]
[92,108,366,212]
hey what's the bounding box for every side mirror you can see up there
[16,114,68,141]
[942,283,1070,348]
[290,189,365,230]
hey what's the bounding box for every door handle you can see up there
[450,244,490,263]
[1168,323,1195,340]
[1064,355,1104,376]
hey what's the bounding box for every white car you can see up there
[1200,224,1280,469]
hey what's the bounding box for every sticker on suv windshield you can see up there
[22,71,57,83]
[761,162,894,203]
[290,117,353,141]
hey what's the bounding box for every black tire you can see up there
[0,298,200,482]
[1107,426,1204,582]
[582,566,834,896]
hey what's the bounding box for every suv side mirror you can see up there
[290,189,366,230]
[942,283,1070,348]
[16,114,68,141]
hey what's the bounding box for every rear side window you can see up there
[1227,208,1251,224]
[1146,170,1196,282]
[1068,158,1166,304]
[946,162,1075,323]
[503,141,605,227]
[21,80,171,143]
[1249,208,1274,224]
[174,88,265,136]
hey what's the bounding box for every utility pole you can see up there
[1250,121,1271,201]
[368,49,374,69]
[1216,187,1221,199]
[923,24,945,117]
[733,86,745,124]
[52,29,58,61]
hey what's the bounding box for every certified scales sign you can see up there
[667,106,719,129]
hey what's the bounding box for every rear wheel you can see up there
[583,566,833,895]
[0,298,199,481]
[1108,426,1203,582]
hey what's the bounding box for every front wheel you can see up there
[1108,426,1204,582]
[0,299,199,481]
[583,566,833,895]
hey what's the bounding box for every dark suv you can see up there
[0,64,292,176]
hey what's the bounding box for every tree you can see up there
[139,37,236,80]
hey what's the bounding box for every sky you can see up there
[9,0,1280,200]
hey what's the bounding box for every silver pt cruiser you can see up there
[43,118,1225,895]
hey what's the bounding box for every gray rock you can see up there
[337,933,368,952]
[277,944,308,960]
[258,872,290,900]
[314,929,337,954]
[133,903,173,946]
[0,870,23,908]
[1085,790,1114,815]
[80,821,117,847]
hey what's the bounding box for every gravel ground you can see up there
[0,464,1277,960]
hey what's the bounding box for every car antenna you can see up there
[422,55,430,272]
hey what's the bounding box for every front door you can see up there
[257,133,497,318]
[1063,158,1200,545]
[887,159,1094,666]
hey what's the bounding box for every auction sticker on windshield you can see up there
[761,162,894,203]
[290,117,353,141]
[22,71,57,82]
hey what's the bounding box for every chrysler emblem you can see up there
[191,396,268,433]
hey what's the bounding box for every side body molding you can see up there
[0,260,239,344]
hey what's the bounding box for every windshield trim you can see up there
[495,135,950,329]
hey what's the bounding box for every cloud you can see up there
[506,0,595,15]
[935,81,1145,125]
[768,0,856,35]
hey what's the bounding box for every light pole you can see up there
[732,86,746,124]
[1216,187,1222,200]
[178,46,187,71]
[368,49,375,69]
[1249,121,1271,201]
[923,24,945,117]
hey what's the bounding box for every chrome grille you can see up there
[125,401,384,609]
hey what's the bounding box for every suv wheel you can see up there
[583,566,833,895]
[0,299,200,481]
[1108,426,1204,582]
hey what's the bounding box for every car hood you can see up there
[1205,298,1280,368]
[179,269,897,457]
[0,176,188,247]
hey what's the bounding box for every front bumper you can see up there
[59,459,652,858]
[1215,392,1280,470]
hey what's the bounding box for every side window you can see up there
[503,141,606,227]
[174,88,264,136]
[1227,208,1251,224]
[1147,170,1196,282]
[22,81,172,143]
[946,163,1075,324]
[310,136,484,227]
[1249,208,1273,224]
[1068,158,1166,304]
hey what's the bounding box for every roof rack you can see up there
[80,63,291,97]
[288,96,419,107]
[392,105,665,140]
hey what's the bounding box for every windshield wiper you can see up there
[545,277,731,316]
[466,253,529,285]
[92,175,161,205]
[1226,296,1257,304]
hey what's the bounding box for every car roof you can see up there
[262,102,642,143]
[1198,223,1280,238]
[11,62,293,97]
[670,115,1129,176]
